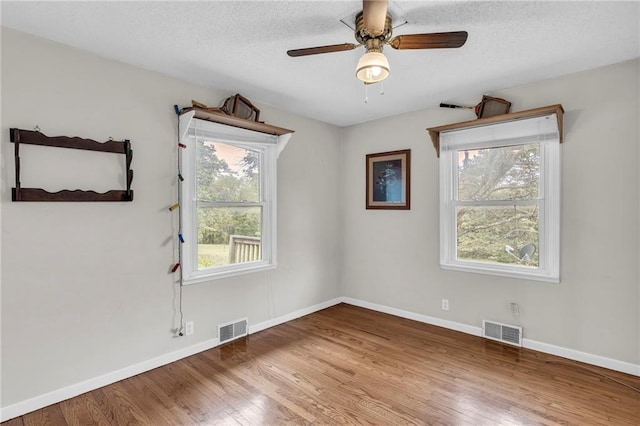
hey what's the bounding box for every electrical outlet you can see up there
[185,321,194,336]
[510,302,520,316]
[442,299,449,311]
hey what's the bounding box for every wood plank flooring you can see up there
[3,303,639,425]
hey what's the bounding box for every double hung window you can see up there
[438,112,562,282]
[179,113,290,283]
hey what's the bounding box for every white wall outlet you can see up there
[510,302,520,316]
[442,299,450,311]
[185,321,194,336]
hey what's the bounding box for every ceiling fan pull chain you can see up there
[380,81,384,95]
[364,83,369,104]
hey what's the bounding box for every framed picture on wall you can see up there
[366,149,411,210]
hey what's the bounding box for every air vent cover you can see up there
[482,320,522,346]
[218,317,248,344]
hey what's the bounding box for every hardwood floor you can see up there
[3,303,639,425]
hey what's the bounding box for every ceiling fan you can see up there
[287,0,468,84]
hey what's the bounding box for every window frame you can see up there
[178,112,290,284]
[438,113,561,282]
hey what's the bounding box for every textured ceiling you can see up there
[2,1,639,127]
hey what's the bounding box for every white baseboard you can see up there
[523,338,640,376]
[340,297,483,337]
[0,337,219,422]
[249,297,342,334]
[0,297,342,422]
[339,296,640,377]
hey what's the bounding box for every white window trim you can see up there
[439,113,561,282]
[178,111,292,284]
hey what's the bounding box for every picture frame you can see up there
[366,149,411,210]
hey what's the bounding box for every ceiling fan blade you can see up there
[389,31,468,50]
[362,0,389,36]
[287,43,358,57]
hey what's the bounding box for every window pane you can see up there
[197,206,262,269]
[196,141,260,202]
[456,205,539,266]
[458,144,539,201]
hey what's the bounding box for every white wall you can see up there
[342,59,640,366]
[0,28,343,408]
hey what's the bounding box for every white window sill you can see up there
[440,262,559,283]
[183,263,277,285]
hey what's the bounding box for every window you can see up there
[179,112,291,283]
[438,112,561,282]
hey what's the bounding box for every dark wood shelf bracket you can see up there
[10,128,134,202]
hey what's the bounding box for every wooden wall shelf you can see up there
[427,104,564,157]
[10,128,134,202]
[12,188,133,202]
[179,107,294,136]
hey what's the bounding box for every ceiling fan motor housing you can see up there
[355,11,393,47]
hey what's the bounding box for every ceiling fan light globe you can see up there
[356,51,390,84]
